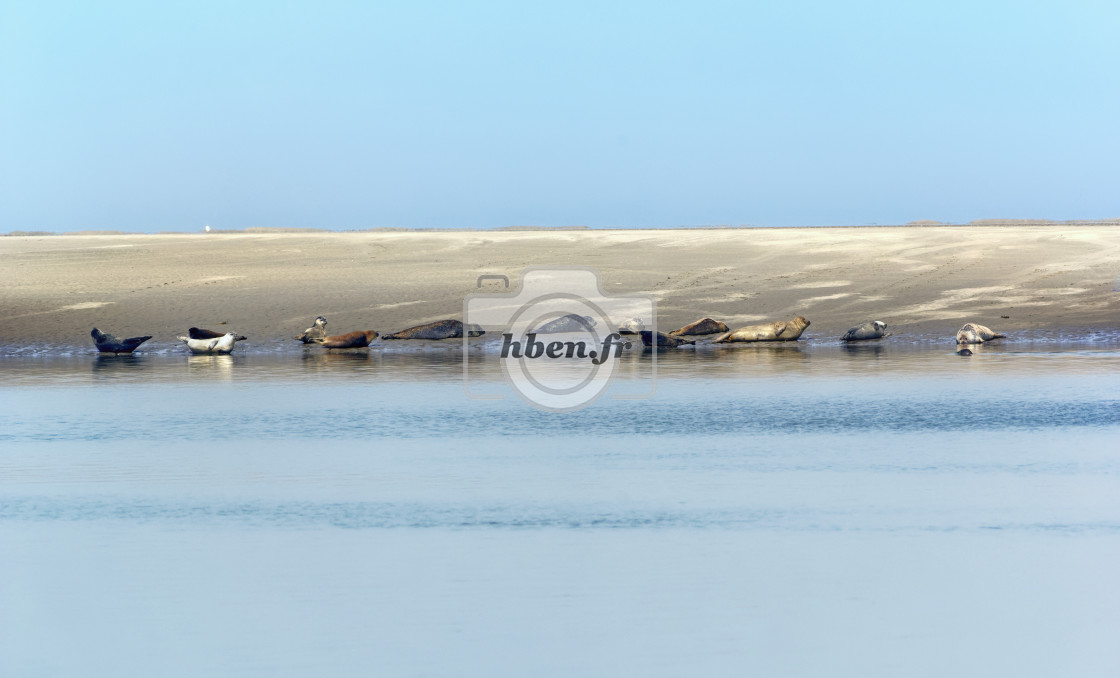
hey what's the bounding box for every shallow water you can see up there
[2,344,1119,677]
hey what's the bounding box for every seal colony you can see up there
[86,314,1015,355]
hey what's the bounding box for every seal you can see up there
[617,317,645,335]
[295,316,328,344]
[841,320,890,341]
[315,330,379,349]
[955,323,1006,345]
[639,331,695,348]
[383,319,482,340]
[91,328,152,354]
[189,327,248,341]
[177,332,241,354]
[530,314,596,334]
[713,316,810,343]
[668,318,729,336]
[956,348,973,356]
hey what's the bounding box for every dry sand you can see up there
[2,226,1118,350]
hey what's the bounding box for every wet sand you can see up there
[1,226,1118,350]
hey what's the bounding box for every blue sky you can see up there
[2,1,1118,231]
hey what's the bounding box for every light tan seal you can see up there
[315,330,379,349]
[955,323,1006,345]
[668,318,730,336]
[713,316,810,343]
[295,316,328,343]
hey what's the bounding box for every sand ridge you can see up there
[1,226,1117,350]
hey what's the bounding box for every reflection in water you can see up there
[300,350,372,363]
[635,342,811,377]
[0,342,1115,388]
[840,342,886,359]
[91,353,149,377]
[186,354,236,380]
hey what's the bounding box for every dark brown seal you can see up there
[90,328,152,354]
[315,330,378,349]
[189,327,247,341]
[383,319,483,340]
[639,331,695,348]
[668,318,730,336]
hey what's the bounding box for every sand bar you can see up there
[1,226,1118,351]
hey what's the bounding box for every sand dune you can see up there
[1,226,1117,349]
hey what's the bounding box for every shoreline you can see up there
[2,226,1118,351]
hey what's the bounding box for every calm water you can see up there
[2,343,1119,677]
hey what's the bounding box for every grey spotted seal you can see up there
[315,330,379,349]
[639,331,695,348]
[668,318,729,336]
[530,314,596,334]
[713,316,810,343]
[841,320,890,341]
[178,332,241,354]
[91,328,152,354]
[955,323,1006,345]
[189,327,248,341]
[617,317,645,335]
[382,319,483,340]
[295,316,328,343]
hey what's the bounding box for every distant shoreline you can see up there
[5,219,1120,237]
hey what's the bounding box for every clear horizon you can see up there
[3,1,1118,233]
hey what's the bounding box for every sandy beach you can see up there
[2,226,1118,350]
